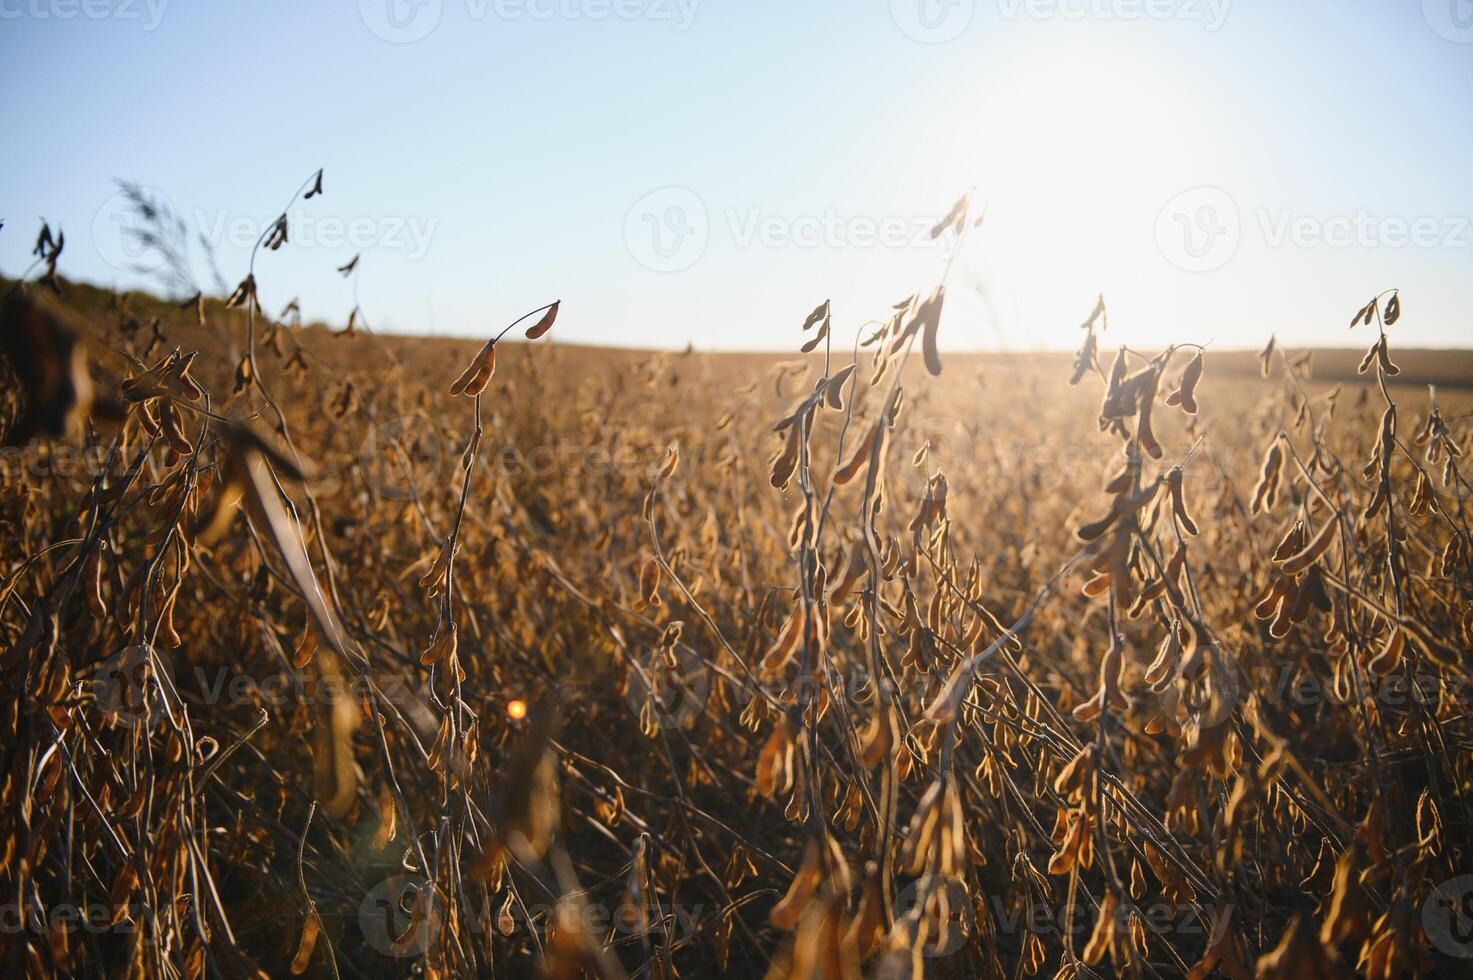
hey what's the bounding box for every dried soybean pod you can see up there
[523,300,559,340]
[800,321,829,353]
[450,340,495,396]
[1136,369,1162,459]
[1251,438,1283,513]
[372,784,398,849]
[760,603,803,673]
[801,299,830,331]
[1171,352,1203,413]
[1167,468,1199,536]
[1375,335,1400,376]
[825,363,856,410]
[1277,518,1337,575]
[291,626,318,668]
[635,557,662,609]
[770,424,801,489]
[1366,628,1405,676]
[289,911,320,975]
[769,838,821,930]
[833,422,879,486]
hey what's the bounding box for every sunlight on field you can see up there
[2,202,1469,973]
[1,4,1470,975]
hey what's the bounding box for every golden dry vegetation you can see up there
[2,191,1472,979]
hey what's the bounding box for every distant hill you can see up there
[10,276,1471,391]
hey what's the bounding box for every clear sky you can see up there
[2,0,1470,351]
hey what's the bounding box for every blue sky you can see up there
[2,0,1470,351]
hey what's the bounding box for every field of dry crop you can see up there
[2,191,1472,978]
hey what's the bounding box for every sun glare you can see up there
[971,41,1218,350]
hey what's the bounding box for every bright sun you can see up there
[963,39,1222,350]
